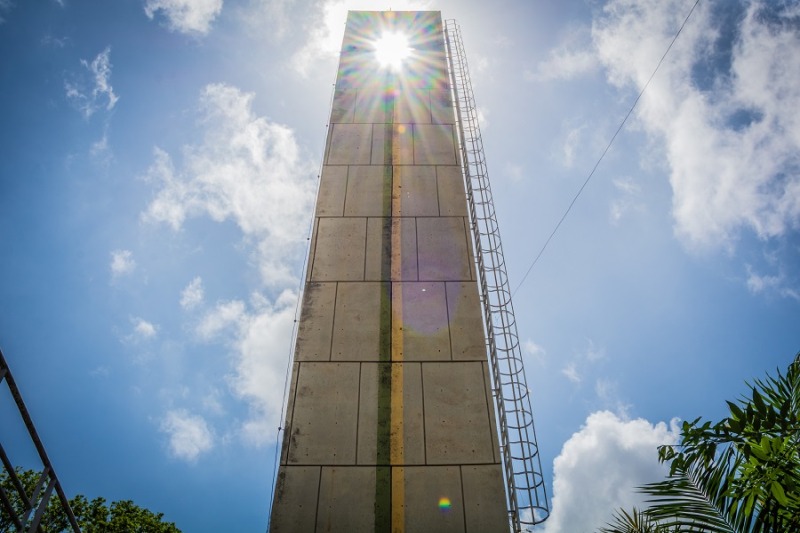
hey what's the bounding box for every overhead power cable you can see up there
[513,0,701,297]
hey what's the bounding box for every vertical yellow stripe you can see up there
[391,465,405,533]
[390,121,405,532]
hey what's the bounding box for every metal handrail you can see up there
[0,348,81,532]
[444,19,549,532]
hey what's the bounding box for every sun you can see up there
[373,32,411,70]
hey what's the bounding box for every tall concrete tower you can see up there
[270,11,529,532]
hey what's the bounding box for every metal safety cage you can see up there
[0,349,81,533]
[444,19,549,532]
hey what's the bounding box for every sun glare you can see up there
[373,32,411,70]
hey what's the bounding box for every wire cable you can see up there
[513,0,701,297]
[265,69,340,533]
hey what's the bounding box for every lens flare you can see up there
[438,497,451,511]
[373,32,411,70]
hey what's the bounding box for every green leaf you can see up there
[750,444,768,461]
[771,481,789,506]
[727,401,744,421]
[753,389,766,415]
[745,491,755,516]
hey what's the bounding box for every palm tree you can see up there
[599,352,800,533]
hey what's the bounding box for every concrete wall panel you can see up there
[280,362,301,464]
[316,467,376,532]
[327,123,372,165]
[392,124,415,164]
[436,166,468,217]
[398,362,426,465]
[311,218,366,281]
[417,217,471,281]
[398,282,450,361]
[393,166,439,217]
[344,165,390,217]
[331,282,387,361]
[414,124,457,165]
[287,362,360,464]
[403,466,465,533]
[316,166,347,217]
[446,281,486,361]
[355,87,388,124]
[295,282,336,362]
[330,89,356,124]
[357,363,379,464]
[392,218,418,281]
[430,90,455,125]
[395,89,431,124]
[423,361,495,464]
[270,466,320,533]
[371,124,390,165]
[482,361,502,464]
[461,465,509,532]
[365,217,391,281]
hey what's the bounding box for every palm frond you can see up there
[641,446,750,533]
[598,507,667,533]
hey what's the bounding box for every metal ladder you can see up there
[444,19,549,532]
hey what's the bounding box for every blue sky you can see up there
[1,0,798,531]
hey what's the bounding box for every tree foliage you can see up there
[0,468,181,533]
[599,351,800,533]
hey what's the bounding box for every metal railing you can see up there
[444,19,549,532]
[0,348,81,533]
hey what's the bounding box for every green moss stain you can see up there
[375,84,395,532]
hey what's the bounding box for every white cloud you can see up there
[0,0,13,24]
[562,340,606,385]
[180,276,204,310]
[140,82,316,449]
[91,134,112,163]
[595,378,631,417]
[110,249,136,278]
[584,338,606,362]
[523,339,546,364]
[41,34,69,48]
[528,26,597,82]
[591,0,800,249]
[142,83,317,287]
[473,55,490,76]
[196,299,245,339]
[231,289,298,445]
[290,0,432,76]
[609,177,645,224]
[83,47,118,109]
[202,388,226,416]
[562,125,585,168]
[144,0,223,36]
[132,317,158,340]
[65,46,119,118]
[290,0,350,76]
[745,264,800,301]
[90,366,109,378]
[477,106,490,131]
[494,35,512,49]
[562,361,581,384]
[237,0,294,41]
[194,290,298,445]
[542,411,680,533]
[160,409,214,461]
[505,162,524,183]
